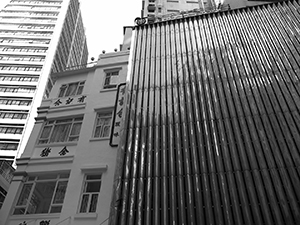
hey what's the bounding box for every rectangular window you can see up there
[103,71,119,89]
[0,110,28,120]
[58,81,85,97]
[0,75,39,82]
[79,174,101,213]
[38,117,83,144]
[0,86,35,93]
[0,141,19,150]
[0,125,24,134]
[13,173,69,215]
[93,113,112,138]
[0,98,32,106]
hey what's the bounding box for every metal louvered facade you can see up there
[110,1,300,224]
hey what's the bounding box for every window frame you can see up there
[92,112,113,139]
[0,110,28,120]
[58,81,85,98]
[103,69,120,90]
[0,142,19,150]
[78,174,102,214]
[13,173,69,215]
[0,125,24,134]
[38,117,83,145]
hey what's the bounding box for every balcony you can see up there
[64,62,96,72]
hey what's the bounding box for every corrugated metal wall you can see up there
[111,1,300,224]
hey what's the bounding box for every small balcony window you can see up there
[103,71,119,89]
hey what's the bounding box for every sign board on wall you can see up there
[110,83,126,147]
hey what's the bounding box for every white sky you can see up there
[80,0,142,61]
[0,0,142,61]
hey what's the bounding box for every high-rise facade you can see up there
[0,0,88,164]
[142,0,281,18]
[142,0,220,18]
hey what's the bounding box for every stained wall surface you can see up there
[111,1,300,224]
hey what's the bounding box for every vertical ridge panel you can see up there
[111,1,300,224]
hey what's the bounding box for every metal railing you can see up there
[64,62,96,72]
[0,160,15,183]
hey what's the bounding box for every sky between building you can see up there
[79,0,142,61]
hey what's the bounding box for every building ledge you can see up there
[99,87,117,93]
[89,137,110,142]
[74,213,98,219]
[48,103,86,113]
[17,155,74,166]
[81,164,108,173]
[10,213,60,221]
[36,142,77,148]
[98,50,130,59]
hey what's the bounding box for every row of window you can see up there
[58,81,84,98]
[0,75,39,82]
[38,112,112,144]
[0,110,28,120]
[56,71,119,99]
[0,65,42,72]
[0,23,54,30]
[5,5,61,10]
[38,117,83,144]
[14,174,69,214]
[0,30,53,37]
[0,38,51,44]
[0,17,57,23]
[10,0,62,5]
[1,11,59,17]
[0,55,45,62]
[0,86,36,93]
[14,173,101,215]
[0,126,24,134]
[0,98,32,106]
[0,46,48,53]
[0,142,19,150]
[18,24,54,30]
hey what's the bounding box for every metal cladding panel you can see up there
[111,1,300,224]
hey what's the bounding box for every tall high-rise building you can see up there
[142,0,220,18]
[141,0,282,18]
[0,0,88,164]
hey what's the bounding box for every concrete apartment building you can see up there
[0,0,88,165]
[0,41,130,224]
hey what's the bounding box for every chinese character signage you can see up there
[110,83,126,147]
[39,146,70,157]
[52,95,87,107]
[40,147,51,157]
